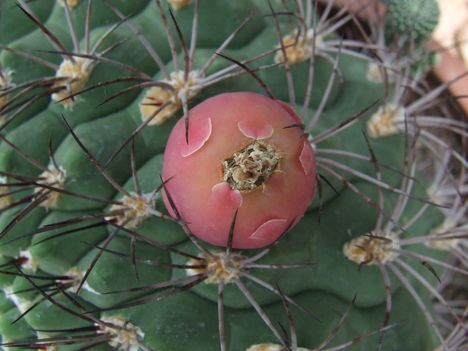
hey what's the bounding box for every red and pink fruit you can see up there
[162,92,317,249]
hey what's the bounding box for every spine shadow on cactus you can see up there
[0,0,467,351]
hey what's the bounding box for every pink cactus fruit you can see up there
[162,92,317,249]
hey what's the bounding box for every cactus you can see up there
[386,0,440,41]
[0,0,466,351]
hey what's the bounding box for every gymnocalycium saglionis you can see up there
[0,0,466,350]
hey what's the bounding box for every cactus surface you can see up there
[0,1,466,351]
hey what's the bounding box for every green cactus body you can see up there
[0,1,466,351]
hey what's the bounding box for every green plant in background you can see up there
[385,0,440,41]
[0,0,466,350]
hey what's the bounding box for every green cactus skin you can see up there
[0,1,466,351]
